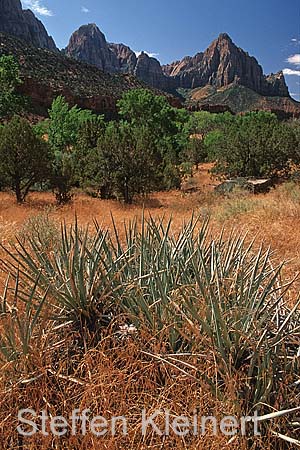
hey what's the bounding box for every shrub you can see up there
[0,116,51,203]
[206,112,297,179]
[0,55,24,118]
[2,217,300,446]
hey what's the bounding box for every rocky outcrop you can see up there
[65,24,119,73]
[186,84,300,119]
[133,52,174,91]
[0,0,57,51]
[162,33,289,97]
[264,71,289,97]
[66,25,173,90]
[65,27,290,98]
[108,43,137,73]
[0,33,179,118]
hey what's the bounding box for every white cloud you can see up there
[291,38,300,46]
[22,0,53,16]
[134,50,159,59]
[287,54,300,65]
[283,68,300,76]
[81,6,90,13]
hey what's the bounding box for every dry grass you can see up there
[0,164,300,449]
[1,164,300,279]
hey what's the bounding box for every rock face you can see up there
[133,52,174,91]
[66,24,172,90]
[108,43,137,73]
[0,1,293,111]
[0,33,180,119]
[264,71,289,97]
[65,27,290,98]
[109,45,173,90]
[0,0,57,51]
[162,33,289,97]
[65,24,119,73]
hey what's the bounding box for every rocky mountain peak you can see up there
[217,32,233,42]
[0,1,290,102]
[163,34,289,97]
[0,0,57,51]
[108,43,137,73]
[65,24,119,73]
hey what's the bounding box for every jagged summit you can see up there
[0,1,294,115]
[65,23,119,73]
[64,25,289,98]
[0,0,57,51]
[162,33,289,97]
[217,32,232,41]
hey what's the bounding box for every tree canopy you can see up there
[0,116,51,202]
[205,112,298,179]
[0,55,23,118]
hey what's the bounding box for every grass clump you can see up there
[0,216,299,448]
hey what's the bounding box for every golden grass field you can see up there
[1,164,300,287]
[0,164,299,449]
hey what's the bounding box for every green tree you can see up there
[0,55,23,118]
[117,89,177,133]
[47,96,95,204]
[205,112,297,179]
[179,111,234,175]
[0,116,51,203]
[84,122,160,203]
[181,136,207,172]
[288,119,300,161]
[117,89,189,189]
[75,116,106,188]
[187,111,234,136]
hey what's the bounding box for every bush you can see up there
[206,112,297,179]
[0,55,24,118]
[1,216,300,446]
[83,121,163,203]
[0,116,51,203]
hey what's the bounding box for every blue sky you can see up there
[21,0,300,100]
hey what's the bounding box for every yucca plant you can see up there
[1,215,300,446]
[177,232,300,392]
[0,272,47,364]
[1,215,209,348]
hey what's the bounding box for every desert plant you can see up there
[0,116,52,203]
[1,216,300,446]
[17,209,60,250]
[0,272,48,364]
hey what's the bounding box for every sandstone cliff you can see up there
[0,33,180,118]
[66,24,172,90]
[0,1,296,117]
[162,33,289,97]
[65,27,289,99]
[108,43,137,73]
[0,0,57,51]
[65,24,119,73]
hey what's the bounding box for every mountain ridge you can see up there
[0,0,57,51]
[65,24,289,99]
[0,1,299,118]
[0,33,178,118]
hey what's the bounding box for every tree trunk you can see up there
[123,182,132,204]
[15,179,23,204]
